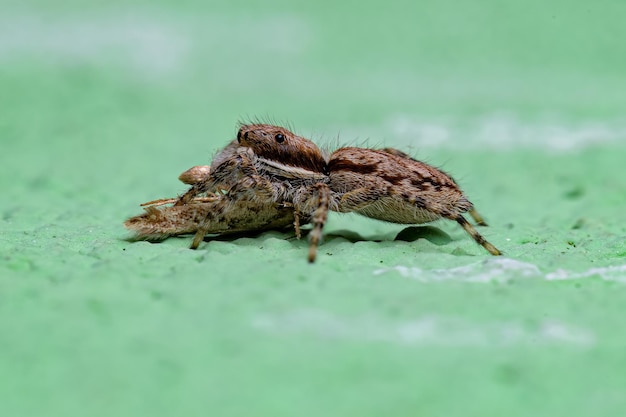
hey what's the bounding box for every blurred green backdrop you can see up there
[1,1,626,416]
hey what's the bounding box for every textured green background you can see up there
[2,1,626,416]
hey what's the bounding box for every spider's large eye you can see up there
[275,133,285,143]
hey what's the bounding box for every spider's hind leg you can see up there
[468,208,488,226]
[454,214,501,256]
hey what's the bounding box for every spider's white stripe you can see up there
[258,157,326,180]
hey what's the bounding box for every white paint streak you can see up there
[252,310,595,348]
[338,113,626,152]
[546,264,626,283]
[375,260,626,284]
[0,12,310,78]
[374,258,540,283]
[0,14,190,76]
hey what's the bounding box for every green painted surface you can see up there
[1,1,626,416]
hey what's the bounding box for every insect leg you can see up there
[189,174,288,249]
[190,199,227,249]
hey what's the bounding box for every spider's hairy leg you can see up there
[454,215,502,255]
[468,209,488,226]
[136,165,212,210]
[300,183,331,263]
[176,146,259,206]
[282,203,303,239]
[175,164,227,206]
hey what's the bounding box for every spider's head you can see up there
[236,124,327,175]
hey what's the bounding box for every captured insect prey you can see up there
[124,193,303,241]
[124,142,309,241]
[124,123,502,261]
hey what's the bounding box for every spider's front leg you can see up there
[175,145,258,206]
[294,183,332,263]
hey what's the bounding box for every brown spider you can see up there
[203,124,501,261]
[126,123,501,261]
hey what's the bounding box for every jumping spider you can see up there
[129,123,501,261]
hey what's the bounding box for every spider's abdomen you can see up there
[328,148,473,223]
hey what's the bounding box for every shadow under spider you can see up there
[308,225,452,246]
[128,225,452,247]
[393,226,452,246]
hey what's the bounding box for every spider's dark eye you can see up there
[275,133,285,143]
